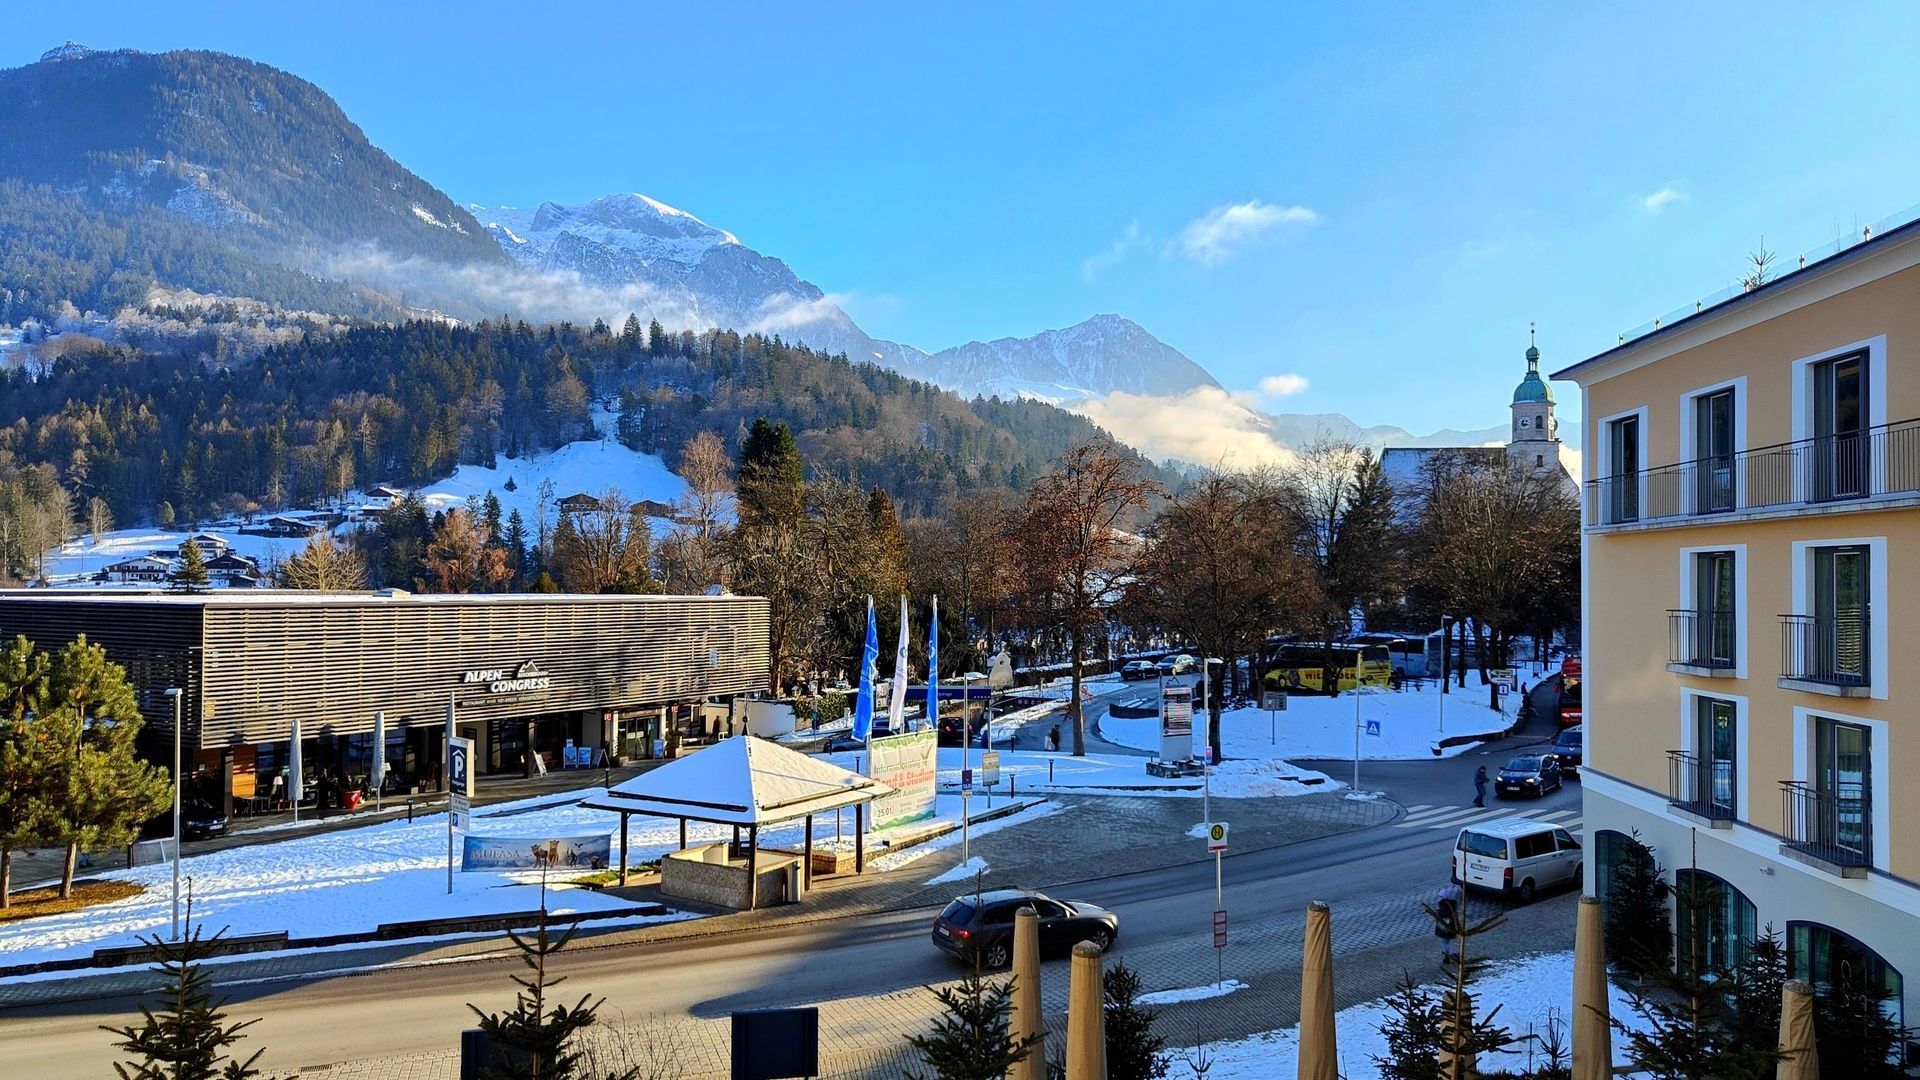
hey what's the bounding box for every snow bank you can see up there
[1102,684,1513,762]
[1196,951,1637,1079]
[1137,979,1248,1006]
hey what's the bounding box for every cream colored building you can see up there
[1555,220,1920,1036]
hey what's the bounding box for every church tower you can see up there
[1508,325,1561,473]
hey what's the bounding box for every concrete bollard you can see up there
[1065,939,1105,1080]
[1010,907,1046,1080]
[1572,896,1611,1080]
[1299,901,1336,1080]
[1777,980,1819,1080]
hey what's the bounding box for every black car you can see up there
[932,888,1119,969]
[1552,726,1583,771]
[141,799,230,842]
[1119,660,1157,681]
[1495,753,1564,798]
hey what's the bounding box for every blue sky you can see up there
[7,3,1920,434]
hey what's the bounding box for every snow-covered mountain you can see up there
[467,193,929,372]
[918,314,1219,402]
[467,193,1223,403]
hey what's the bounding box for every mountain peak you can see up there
[38,42,102,64]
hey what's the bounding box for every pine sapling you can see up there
[103,904,271,1080]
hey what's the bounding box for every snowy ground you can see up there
[1102,683,1515,762]
[937,747,1336,800]
[1193,950,1639,1079]
[870,799,1062,873]
[0,778,1034,969]
[37,431,687,586]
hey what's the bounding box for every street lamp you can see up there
[163,687,183,941]
[1351,639,1405,794]
[1438,615,1455,732]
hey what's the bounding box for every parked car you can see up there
[1155,654,1196,677]
[1452,819,1582,902]
[1551,726,1583,771]
[141,799,230,842]
[1120,660,1157,681]
[1494,753,1563,797]
[820,733,868,754]
[931,888,1119,969]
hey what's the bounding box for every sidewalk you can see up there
[8,758,674,891]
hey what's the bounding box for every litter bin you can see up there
[342,789,364,812]
[785,861,806,903]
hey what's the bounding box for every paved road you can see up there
[3,788,1580,1079]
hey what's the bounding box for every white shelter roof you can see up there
[582,736,891,827]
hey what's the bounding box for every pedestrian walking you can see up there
[1473,764,1489,807]
[1046,724,1061,752]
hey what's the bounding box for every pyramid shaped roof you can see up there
[582,736,892,827]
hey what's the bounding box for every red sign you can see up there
[1212,909,1228,948]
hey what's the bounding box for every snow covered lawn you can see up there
[1102,684,1514,762]
[937,747,1337,800]
[1192,950,1637,1079]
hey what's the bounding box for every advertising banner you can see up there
[868,728,937,830]
[1160,683,1194,762]
[461,833,612,871]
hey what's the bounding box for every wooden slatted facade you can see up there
[0,592,770,751]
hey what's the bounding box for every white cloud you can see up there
[745,291,854,334]
[1257,373,1309,398]
[1179,200,1317,266]
[1081,220,1150,281]
[1072,386,1295,469]
[1641,187,1685,213]
[319,244,705,330]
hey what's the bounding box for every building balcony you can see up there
[1666,750,1735,828]
[1778,780,1871,878]
[1586,418,1920,529]
[1666,609,1738,676]
[1777,613,1871,697]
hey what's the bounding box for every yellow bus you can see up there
[1264,644,1393,694]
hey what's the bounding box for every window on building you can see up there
[1692,551,1736,667]
[1535,454,1544,467]
[1692,696,1737,816]
[1810,352,1868,501]
[1592,830,1634,914]
[1809,545,1869,686]
[1606,415,1641,522]
[1693,387,1736,513]
[1787,921,1903,1048]
[1811,716,1871,861]
[1674,869,1756,976]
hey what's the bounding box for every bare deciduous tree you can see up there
[275,532,368,591]
[1015,438,1160,755]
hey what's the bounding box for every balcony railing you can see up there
[1779,612,1870,692]
[1779,780,1871,876]
[1587,418,1920,527]
[1668,750,1736,823]
[1667,609,1736,672]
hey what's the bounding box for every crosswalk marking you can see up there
[1394,803,1583,834]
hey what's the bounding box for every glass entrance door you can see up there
[1608,415,1640,522]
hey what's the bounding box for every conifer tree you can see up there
[467,881,629,1080]
[41,635,171,897]
[103,915,271,1080]
[1104,962,1170,1080]
[169,543,210,593]
[0,635,53,908]
[1605,831,1672,980]
[905,972,1041,1080]
[1374,976,1450,1080]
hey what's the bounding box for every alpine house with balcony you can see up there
[1554,209,1920,1046]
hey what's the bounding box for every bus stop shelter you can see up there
[582,735,892,908]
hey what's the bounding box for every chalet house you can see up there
[102,555,172,583]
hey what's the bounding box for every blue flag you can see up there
[927,595,939,727]
[852,596,880,742]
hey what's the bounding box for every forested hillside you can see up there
[0,46,505,323]
[0,316,1167,575]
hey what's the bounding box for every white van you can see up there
[1452,819,1582,902]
